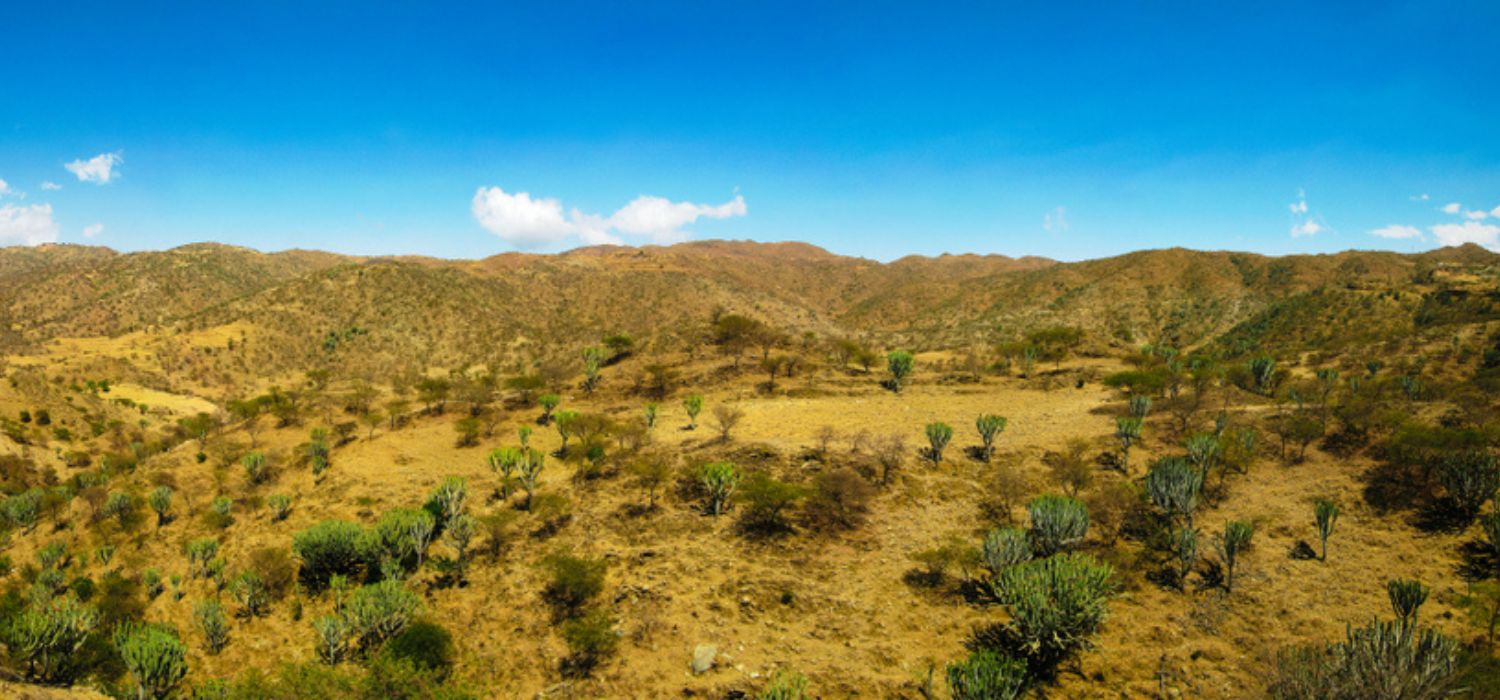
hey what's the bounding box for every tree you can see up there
[683,394,704,430]
[1388,579,1429,626]
[194,600,229,654]
[242,451,268,485]
[925,422,953,466]
[1027,494,1089,556]
[1314,499,1339,562]
[644,402,658,431]
[487,447,520,499]
[1457,581,1500,648]
[148,486,173,527]
[1437,451,1498,522]
[1172,526,1199,592]
[988,552,1115,673]
[1043,439,1093,497]
[581,346,605,394]
[1027,326,1084,369]
[874,433,906,485]
[975,414,1008,462]
[228,400,262,447]
[537,394,561,425]
[738,471,807,533]
[699,462,741,516]
[761,354,789,391]
[1,594,97,683]
[1217,520,1254,594]
[517,448,545,510]
[114,622,188,700]
[1146,456,1203,529]
[1114,417,1143,473]
[887,350,915,392]
[628,455,672,510]
[603,333,635,362]
[712,404,744,442]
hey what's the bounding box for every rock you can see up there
[691,644,717,674]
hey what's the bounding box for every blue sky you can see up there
[2,1,1499,261]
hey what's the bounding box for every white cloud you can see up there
[40,181,62,191]
[1440,202,1461,214]
[83,223,104,238]
[1291,220,1323,237]
[1409,193,1430,202]
[471,186,746,248]
[0,203,61,246]
[1042,206,1069,233]
[0,179,9,196]
[608,194,746,243]
[64,152,122,184]
[1491,205,1500,218]
[1430,220,1500,249]
[1465,209,1489,220]
[1368,224,1423,240]
[1288,189,1326,237]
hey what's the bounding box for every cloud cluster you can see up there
[1043,206,1069,233]
[0,179,9,197]
[471,186,746,248]
[65,152,123,184]
[1369,198,1500,250]
[0,204,60,246]
[1288,190,1325,237]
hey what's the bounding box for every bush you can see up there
[230,572,270,617]
[103,491,134,526]
[946,650,1028,700]
[683,394,704,430]
[428,476,467,526]
[1,594,97,683]
[541,551,607,619]
[242,451,268,485]
[1269,619,1458,700]
[758,668,811,700]
[313,615,353,665]
[698,462,741,516]
[976,415,1007,462]
[1146,456,1202,527]
[148,486,173,527]
[195,599,230,654]
[268,494,292,522]
[1114,417,1143,472]
[372,508,437,575]
[1026,494,1089,556]
[344,580,421,652]
[737,471,806,534]
[560,608,617,677]
[1388,579,1429,625]
[1217,520,1254,594]
[980,527,1032,578]
[925,422,953,465]
[712,404,745,441]
[292,520,373,590]
[887,350,915,392]
[803,468,874,533]
[381,619,454,677]
[987,552,1115,673]
[207,496,234,528]
[186,538,221,579]
[1437,451,1499,522]
[114,621,188,700]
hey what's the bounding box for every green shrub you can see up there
[1437,451,1498,522]
[683,394,703,429]
[148,486,173,527]
[381,619,455,676]
[428,476,467,525]
[541,551,606,618]
[699,462,741,516]
[268,494,292,522]
[946,650,1028,700]
[1173,527,1199,591]
[1185,432,1221,483]
[1128,394,1152,419]
[344,580,420,652]
[980,527,1032,578]
[207,496,234,528]
[1314,499,1339,562]
[758,668,811,700]
[103,491,134,526]
[186,538,221,579]
[975,415,1007,462]
[925,422,953,466]
[737,471,806,533]
[517,448,545,510]
[1217,520,1254,594]
[1026,494,1089,556]
[988,552,1115,672]
[1114,417,1143,472]
[1269,619,1458,700]
[3,489,42,531]
[292,520,373,590]
[1146,456,1202,527]
[114,621,188,699]
[887,350,915,392]
[560,608,617,677]
[143,569,164,599]
[1388,579,1429,625]
[1,593,97,683]
[372,508,436,574]
[242,451,268,485]
[230,572,270,617]
[313,615,352,665]
[195,599,230,654]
